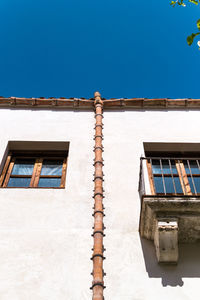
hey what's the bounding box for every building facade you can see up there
[0,93,200,299]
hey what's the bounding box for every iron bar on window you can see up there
[168,159,177,194]
[197,160,200,173]
[160,159,166,195]
[187,159,197,195]
[140,157,200,196]
[142,156,200,161]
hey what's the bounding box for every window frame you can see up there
[147,157,200,196]
[0,151,68,189]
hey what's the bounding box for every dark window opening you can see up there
[0,151,68,188]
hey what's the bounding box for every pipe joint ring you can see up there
[93,161,104,166]
[91,230,105,237]
[93,192,104,198]
[93,176,104,181]
[93,146,104,151]
[90,282,106,290]
[93,135,104,140]
[90,254,105,260]
[92,211,105,217]
[94,124,104,129]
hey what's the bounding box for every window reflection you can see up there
[8,178,31,187]
[41,160,63,176]
[38,178,61,187]
[12,159,34,175]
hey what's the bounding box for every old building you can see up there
[0,92,200,300]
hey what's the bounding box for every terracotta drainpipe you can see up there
[91,92,105,300]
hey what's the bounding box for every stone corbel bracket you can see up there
[140,196,200,264]
[154,218,178,264]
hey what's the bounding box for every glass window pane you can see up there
[154,176,164,193]
[174,177,183,194]
[41,160,63,176]
[38,178,61,187]
[7,177,31,187]
[152,160,177,175]
[152,160,161,174]
[154,176,183,194]
[170,160,178,174]
[193,177,200,193]
[183,161,190,174]
[161,160,171,174]
[189,161,200,175]
[161,160,178,174]
[12,159,34,175]
[164,176,175,193]
[188,177,196,194]
[160,160,178,174]
[183,160,200,175]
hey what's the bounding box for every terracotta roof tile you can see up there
[0,96,200,109]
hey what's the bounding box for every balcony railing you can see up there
[139,157,200,197]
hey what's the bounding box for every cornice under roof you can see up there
[0,96,200,109]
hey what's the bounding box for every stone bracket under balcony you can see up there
[154,218,178,263]
[140,196,200,264]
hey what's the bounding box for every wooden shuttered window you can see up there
[147,158,200,196]
[0,152,68,188]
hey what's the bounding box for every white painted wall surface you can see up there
[103,109,200,300]
[0,108,94,300]
[0,108,200,300]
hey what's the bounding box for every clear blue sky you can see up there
[0,0,199,99]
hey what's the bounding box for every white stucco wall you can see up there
[0,107,200,300]
[0,108,94,300]
[103,109,200,300]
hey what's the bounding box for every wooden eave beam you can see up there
[1,97,200,109]
[0,97,94,108]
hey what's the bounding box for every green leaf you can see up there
[187,32,200,45]
[197,19,200,30]
[189,0,198,4]
[170,0,177,6]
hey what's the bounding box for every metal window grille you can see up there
[141,157,200,196]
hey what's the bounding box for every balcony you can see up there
[139,157,200,264]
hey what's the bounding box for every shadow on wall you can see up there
[140,237,200,287]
